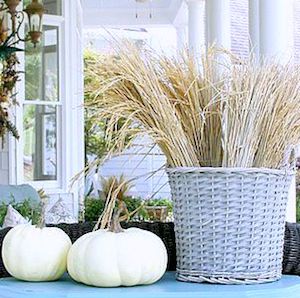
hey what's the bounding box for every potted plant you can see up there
[85,45,300,284]
[144,199,172,222]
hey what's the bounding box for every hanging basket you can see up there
[167,167,294,284]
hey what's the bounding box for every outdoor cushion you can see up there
[0,184,40,205]
[46,198,77,224]
[2,205,30,228]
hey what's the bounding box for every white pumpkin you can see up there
[2,224,72,281]
[67,227,168,287]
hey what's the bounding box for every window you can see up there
[21,1,64,187]
[24,25,60,182]
[43,0,62,15]
[11,0,84,215]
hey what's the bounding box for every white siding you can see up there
[99,136,170,199]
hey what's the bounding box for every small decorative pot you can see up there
[145,206,168,222]
[167,167,294,284]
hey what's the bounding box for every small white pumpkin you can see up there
[2,224,71,281]
[67,227,168,287]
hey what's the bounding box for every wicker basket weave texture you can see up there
[283,222,300,275]
[167,167,294,284]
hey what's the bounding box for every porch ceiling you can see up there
[82,0,185,27]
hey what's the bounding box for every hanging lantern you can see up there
[0,10,8,44]
[24,0,45,47]
[3,0,21,15]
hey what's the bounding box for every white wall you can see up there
[96,137,170,199]
[0,138,9,185]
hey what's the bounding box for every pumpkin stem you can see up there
[109,201,125,233]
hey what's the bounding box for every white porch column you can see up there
[205,0,231,50]
[251,0,296,222]
[187,0,205,58]
[259,0,294,63]
[248,0,260,59]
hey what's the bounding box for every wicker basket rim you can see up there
[166,166,295,175]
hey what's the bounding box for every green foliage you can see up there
[0,46,22,60]
[0,198,41,226]
[145,198,173,214]
[0,53,20,140]
[84,50,108,162]
[297,194,300,223]
[0,204,7,226]
[84,196,173,222]
[84,196,144,222]
[84,197,105,222]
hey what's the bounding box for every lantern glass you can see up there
[29,13,42,32]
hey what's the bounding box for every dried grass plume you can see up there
[85,43,300,169]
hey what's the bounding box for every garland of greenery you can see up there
[0,46,21,141]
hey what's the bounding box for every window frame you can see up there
[14,10,66,192]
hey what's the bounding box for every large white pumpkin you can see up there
[2,224,71,281]
[67,227,168,287]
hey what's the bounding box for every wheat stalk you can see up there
[85,44,300,169]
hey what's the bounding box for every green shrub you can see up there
[84,196,145,222]
[0,204,7,226]
[297,194,300,223]
[0,198,40,226]
[84,197,106,222]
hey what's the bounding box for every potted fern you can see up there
[85,45,299,284]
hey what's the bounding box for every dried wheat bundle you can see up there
[85,44,300,169]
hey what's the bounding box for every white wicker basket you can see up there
[167,167,294,284]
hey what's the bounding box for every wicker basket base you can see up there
[176,269,281,285]
[168,167,294,285]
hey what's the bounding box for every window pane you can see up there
[43,0,62,15]
[23,105,58,181]
[25,25,59,102]
[24,0,62,16]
